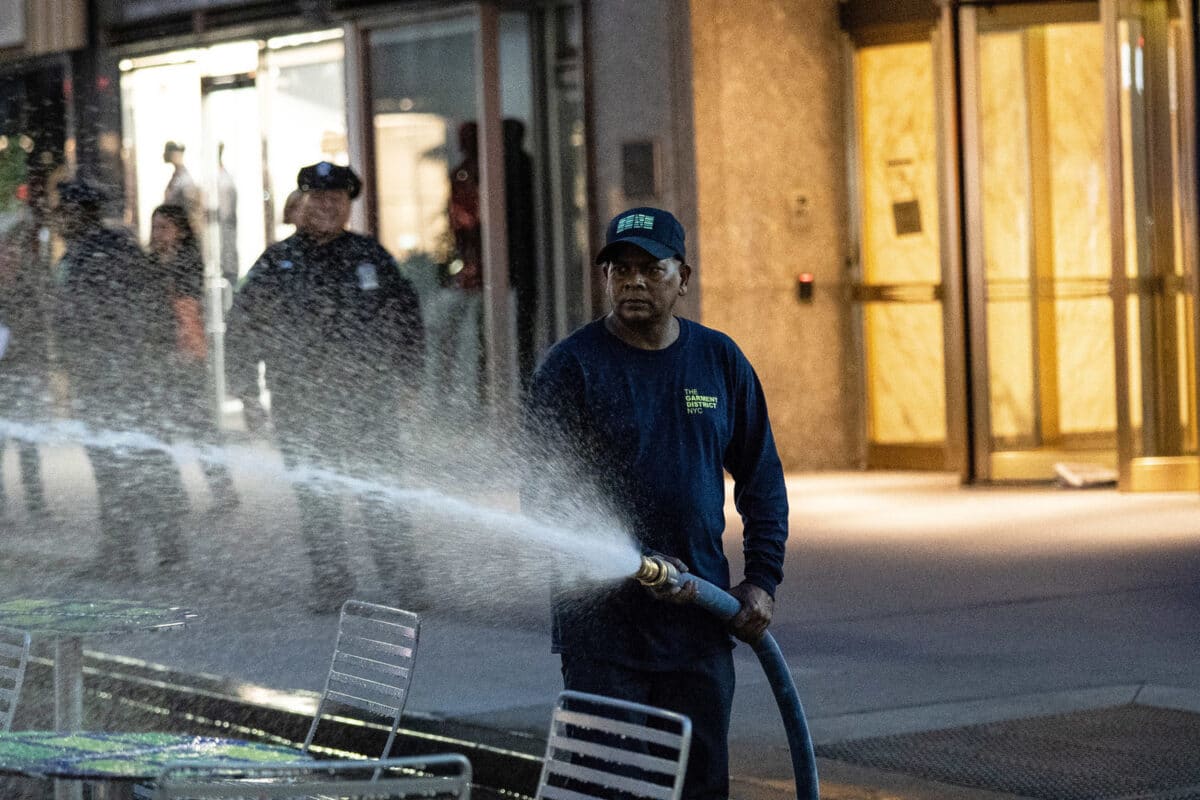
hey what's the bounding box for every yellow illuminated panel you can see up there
[979,22,1113,448]
[979,32,1035,442]
[855,42,946,445]
[857,43,940,286]
[863,304,947,444]
[1047,24,1114,436]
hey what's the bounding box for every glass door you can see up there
[961,3,1119,482]
[365,3,585,419]
[260,33,348,244]
[1106,0,1199,490]
[200,74,264,424]
[851,39,950,470]
[200,77,264,285]
[367,13,489,424]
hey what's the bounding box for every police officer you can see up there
[54,178,191,575]
[225,162,425,612]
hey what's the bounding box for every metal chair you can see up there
[303,599,421,760]
[153,754,471,800]
[136,600,420,799]
[535,690,692,800]
[0,625,31,732]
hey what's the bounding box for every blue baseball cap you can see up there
[297,161,362,200]
[596,207,686,264]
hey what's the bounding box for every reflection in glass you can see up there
[370,18,484,419]
[500,12,537,387]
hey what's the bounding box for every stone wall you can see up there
[690,0,856,470]
[586,0,702,319]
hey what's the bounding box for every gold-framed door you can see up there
[850,1,1198,489]
[957,0,1198,488]
[1104,0,1200,491]
[850,34,953,471]
[960,3,1121,482]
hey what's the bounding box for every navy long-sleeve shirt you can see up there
[524,317,788,669]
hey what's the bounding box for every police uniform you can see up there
[54,179,191,573]
[225,163,425,610]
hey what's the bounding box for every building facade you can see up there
[691,0,1199,493]
[3,0,1195,491]
[0,0,88,246]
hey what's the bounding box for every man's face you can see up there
[603,242,689,326]
[300,189,351,238]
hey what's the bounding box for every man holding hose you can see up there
[524,207,789,800]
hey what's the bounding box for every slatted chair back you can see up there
[535,690,692,800]
[0,626,30,732]
[303,600,420,761]
[154,754,471,800]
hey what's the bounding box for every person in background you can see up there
[281,189,304,230]
[148,203,239,514]
[0,195,50,520]
[523,207,789,800]
[225,162,426,613]
[162,141,203,240]
[215,143,239,286]
[54,178,191,576]
[503,119,537,389]
[447,121,481,290]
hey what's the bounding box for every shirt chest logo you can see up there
[684,387,719,415]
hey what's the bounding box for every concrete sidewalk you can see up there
[3,441,1200,798]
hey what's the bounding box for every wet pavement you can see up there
[2,438,1199,798]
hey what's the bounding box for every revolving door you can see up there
[852,0,1200,490]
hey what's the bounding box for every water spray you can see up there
[635,555,819,800]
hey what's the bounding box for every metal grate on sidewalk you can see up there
[815,704,1200,800]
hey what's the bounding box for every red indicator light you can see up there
[796,273,815,302]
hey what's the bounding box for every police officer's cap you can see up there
[57,178,108,209]
[297,162,362,200]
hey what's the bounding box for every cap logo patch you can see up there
[616,213,655,233]
[317,162,332,177]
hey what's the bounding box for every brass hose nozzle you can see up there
[634,555,680,589]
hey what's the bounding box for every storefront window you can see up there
[119,32,345,281]
[369,16,484,419]
[366,6,585,417]
[500,11,538,386]
[120,32,346,424]
[543,3,589,342]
